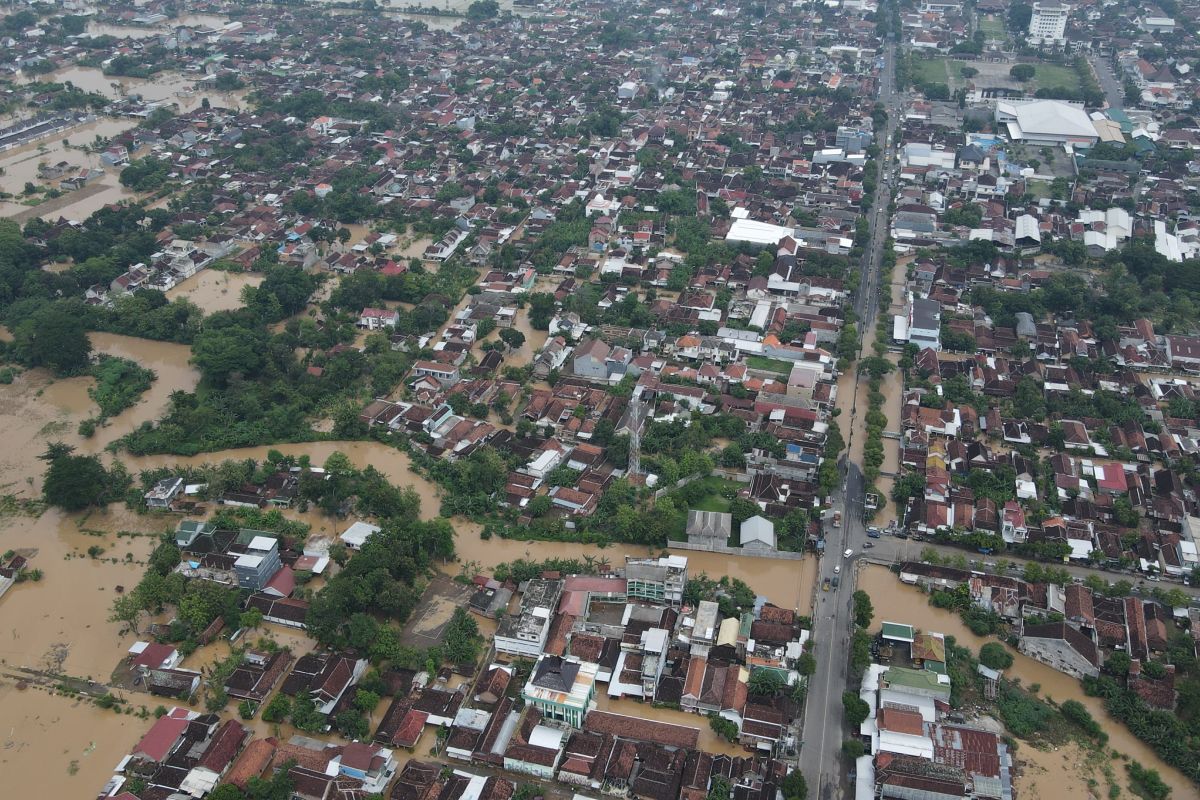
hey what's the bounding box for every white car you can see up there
[834,565,841,574]
[843,549,853,558]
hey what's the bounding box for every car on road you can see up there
[844,548,853,558]
[832,575,840,588]
[863,542,874,549]
[834,565,841,574]
[867,529,881,539]
[822,579,831,592]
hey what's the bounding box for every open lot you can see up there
[399,573,474,648]
[911,55,1082,95]
[977,14,1006,39]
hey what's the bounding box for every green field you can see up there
[1029,62,1082,92]
[911,56,953,86]
[910,57,977,89]
[664,476,743,541]
[745,355,794,375]
[977,15,1006,38]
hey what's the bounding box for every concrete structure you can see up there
[521,655,598,727]
[1028,2,1069,46]
[233,536,282,591]
[995,99,1098,147]
[495,579,562,657]
[625,555,688,606]
[686,509,732,548]
[740,515,777,552]
[339,520,382,550]
[1018,621,1100,678]
[899,296,942,351]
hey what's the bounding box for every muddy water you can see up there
[856,564,1193,795]
[0,333,195,496]
[41,375,98,416]
[123,441,444,522]
[396,234,433,260]
[0,683,147,798]
[505,305,549,370]
[0,505,158,674]
[85,333,200,451]
[0,116,138,221]
[33,66,249,114]
[85,21,162,39]
[453,523,815,614]
[166,270,263,314]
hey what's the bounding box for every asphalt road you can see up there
[1089,55,1125,110]
[798,40,901,800]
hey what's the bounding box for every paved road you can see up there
[798,40,901,800]
[1090,55,1124,110]
[861,534,1200,598]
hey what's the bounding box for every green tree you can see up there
[852,590,874,629]
[1010,64,1036,82]
[979,642,1014,670]
[707,711,739,742]
[261,692,291,723]
[466,0,500,19]
[843,691,870,726]
[191,323,265,386]
[43,453,115,510]
[842,739,866,759]
[443,607,482,664]
[748,669,786,697]
[13,305,92,375]
[780,769,807,800]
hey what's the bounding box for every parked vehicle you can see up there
[863,542,874,549]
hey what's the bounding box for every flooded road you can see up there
[856,564,1193,796]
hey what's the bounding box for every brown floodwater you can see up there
[451,523,816,615]
[504,303,549,370]
[0,682,147,798]
[165,270,263,314]
[856,564,1193,796]
[123,441,444,522]
[0,332,195,497]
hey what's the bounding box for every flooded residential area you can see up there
[1,1,1200,800]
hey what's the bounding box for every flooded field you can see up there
[0,333,198,496]
[856,564,1193,796]
[0,682,147,798]
[0,116,138,222]
[165,269,263,314]
[123,441,444,523]
[452,523,815,614]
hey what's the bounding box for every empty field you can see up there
[1026,62,1082,92]
[977,15,1006,38]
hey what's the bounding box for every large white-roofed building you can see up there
[725,217,795,246]
[995,99,1099,147]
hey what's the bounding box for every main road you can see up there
[798,39,901,800]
